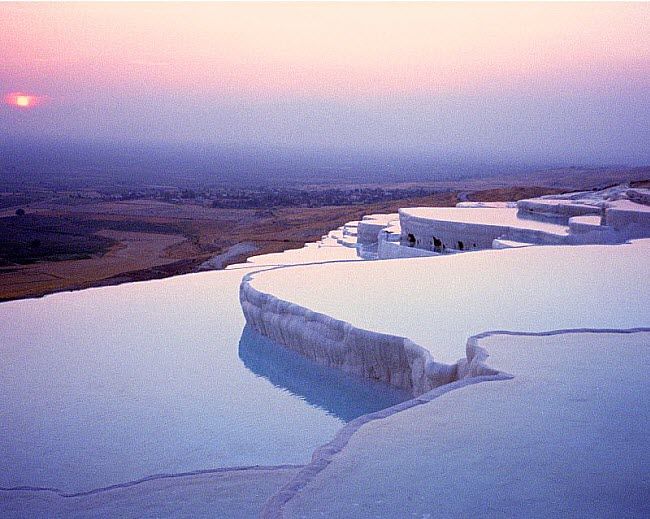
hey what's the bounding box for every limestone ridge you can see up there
[240,270,459,396]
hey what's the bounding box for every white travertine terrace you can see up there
[0,465,302,518]
[238,186,650,517]
[455,201,518,208]
[391,184,650,256]
[356,213,399,246]
[3,185,648,518]
[399,206,572,250]
[241,184,650,395]
[377,239,438,259]
[402,206,571,232]
[241,240,650,395]
[340,185,650,260]
[225,239,361,270]
[605,198,650,228]
[267,330,650,519]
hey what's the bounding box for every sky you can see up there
[1,2,649,165]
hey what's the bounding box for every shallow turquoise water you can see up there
[0,269,409,493]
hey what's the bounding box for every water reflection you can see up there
[0,271,350,492]
[238,325,411,422]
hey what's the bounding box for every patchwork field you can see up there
[2,176,647,302]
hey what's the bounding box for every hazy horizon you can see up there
[1,2,649,168]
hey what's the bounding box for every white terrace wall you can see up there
[240,273,459,396]
[399,209,509,251]
[516,199,603,219]
[605,203,650,231]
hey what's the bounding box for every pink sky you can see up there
[2,2,648,98]
[1,2,648,163]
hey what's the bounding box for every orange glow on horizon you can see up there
[4,92,42,109]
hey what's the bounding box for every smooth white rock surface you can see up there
[357,214,399,245]
[400,207,570,233]
[226,243,360,270]
[242,240,650,393]
[274,330,650,519]
[0,466,300,519]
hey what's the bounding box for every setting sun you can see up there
[4,92,40,108]
[16,95,30,107]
